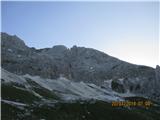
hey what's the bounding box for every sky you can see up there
[1,1,159,68]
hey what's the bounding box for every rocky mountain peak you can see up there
[52,45,68,50]
[1,32,27,50]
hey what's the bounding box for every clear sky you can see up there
[1,1,159,68]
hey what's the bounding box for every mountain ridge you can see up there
[1,32,155,68]
[1,32,159,99]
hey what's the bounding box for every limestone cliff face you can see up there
[1,32,159,100]
[1,33,155,83]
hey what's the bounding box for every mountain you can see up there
[1,32,159,98]
[1,32,160,120]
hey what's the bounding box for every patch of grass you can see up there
[26,78,59,100]
[32,87,59,100]
[31,101,160,120]
[1,102,25,120]
[2,100,160,120]
[1,102,39,120]
[1,84,40,104]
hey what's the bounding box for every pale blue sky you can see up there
[1,1,159,68]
